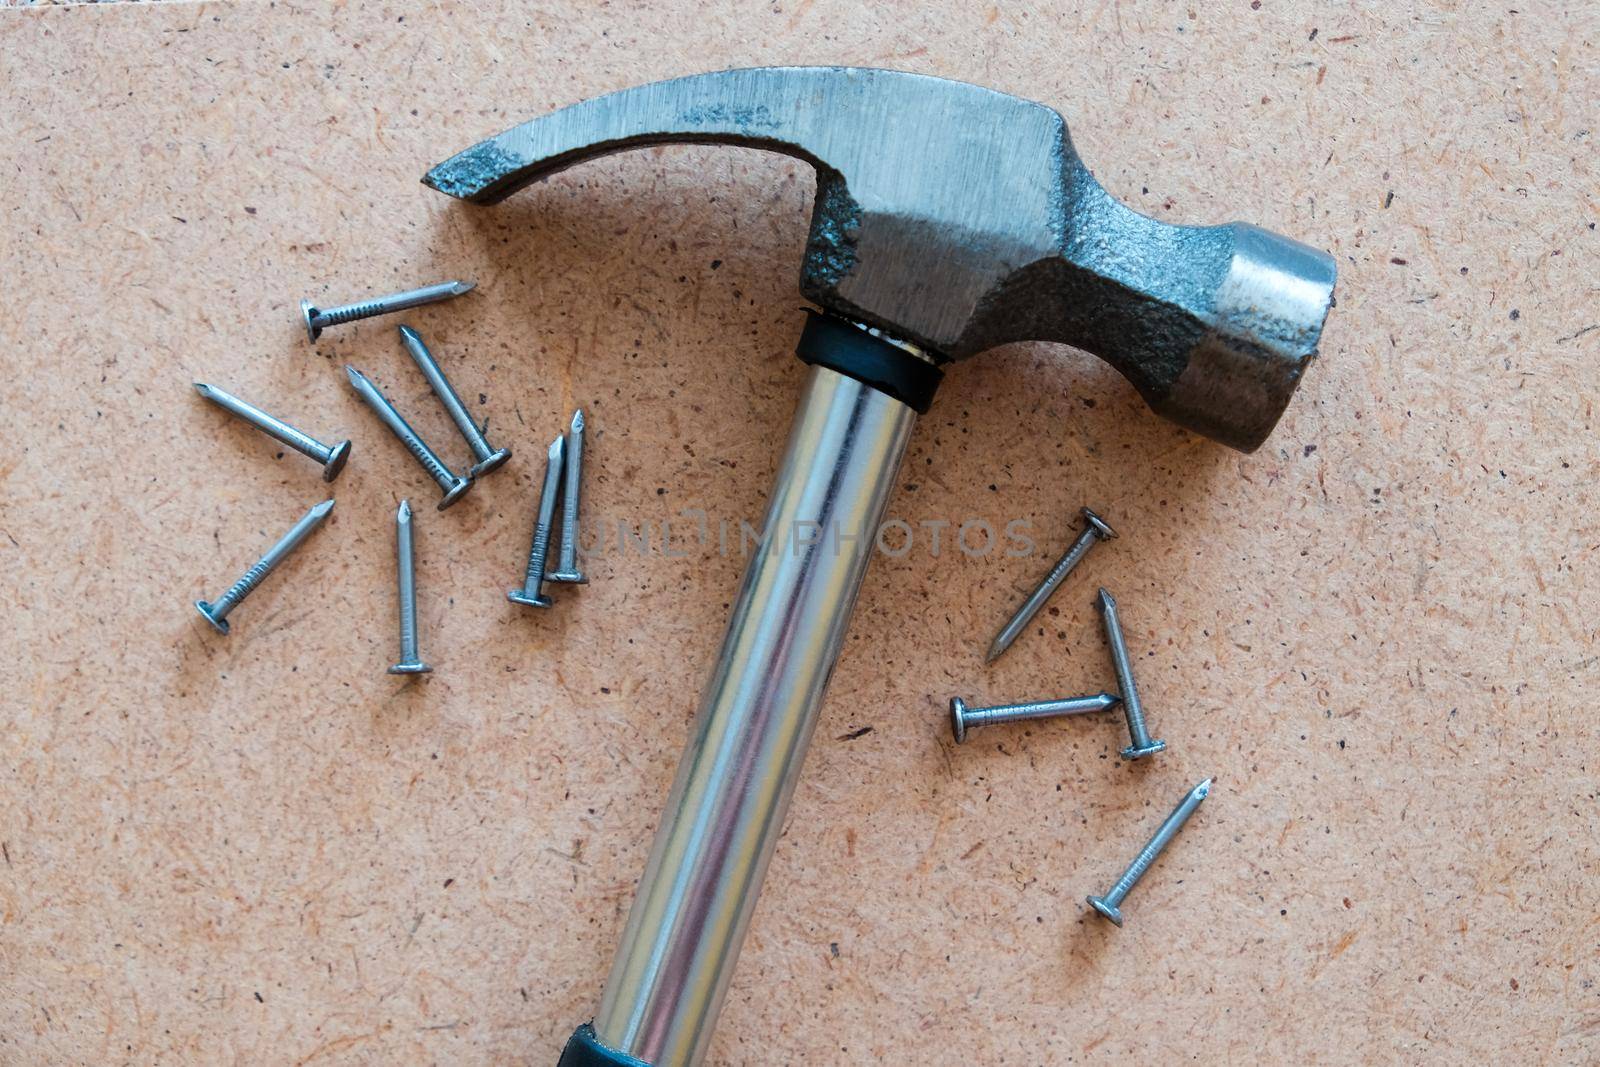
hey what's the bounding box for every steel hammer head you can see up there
[425,67,1336,451]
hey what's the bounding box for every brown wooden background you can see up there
[2,2,1596,1063]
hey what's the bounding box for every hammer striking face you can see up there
[426,66,1336,451]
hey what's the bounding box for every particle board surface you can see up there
[1,2,1597,1063]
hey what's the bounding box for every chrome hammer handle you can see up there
[566,321,932,1067]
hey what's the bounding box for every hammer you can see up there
[425,67,1336,1066]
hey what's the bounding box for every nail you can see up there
[301,280,474,342]
[195,499,334,635]
[397,325,511,478]
[987,507,1116,662]
[194,382,351,482]
[1097,588,1166,760]
[388,499,431,675]
[546,409,587,584]
[950,691,1120,744]
[1087,777,1211,926]
[345,365,473,510]
[508,434,566,608]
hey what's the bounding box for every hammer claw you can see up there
[423,66,850,203]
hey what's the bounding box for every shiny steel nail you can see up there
[301,280,473,342]
[547,408,587,584]
[986,507,1116,662]
[1087,777,1211,926]
[388,499,431,675]
[508,434,566,608]
[397,325,511,478]
[345,365,473,510]
[949,691,1119,744]
[194,382,351,482]
[1097,588,1165,760]
[195,499,334,635]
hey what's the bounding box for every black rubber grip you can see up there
[794,311,943,413]
[558,1024,653,1067]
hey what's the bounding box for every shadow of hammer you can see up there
[424,66,1337,1067]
